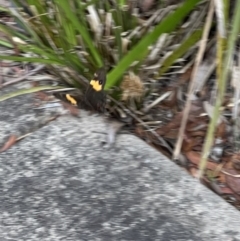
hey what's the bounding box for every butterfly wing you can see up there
[85,68,107,113]
[84,88,106,113]
[54,67,107,113]
[53,91,91,110]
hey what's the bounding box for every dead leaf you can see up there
[161,129,179,139]
[0,135,17,153]
[135,125,145,138]
[202,178,223,195]
[187,130,206,137]
[217,172,226,184]
[220,186,234,194]
[231,154,240,171]
[62,102,80,116]
[156,112,183,135]
[35,91,51,101]
[140,0,155,12]
[161,88,178,108]
[216,121,226,139]
[178,66,193,85]
[203,101,225,125]
[225,169,240,194]
[187,122,207,132]
[185,151,218,170]
[182,137,197,152]
[189,167,199,178]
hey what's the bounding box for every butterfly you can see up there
[54,68,107,114]
[53,68,124,147]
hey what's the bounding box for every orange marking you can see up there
[90,80,102,91]
[66,94,77,105]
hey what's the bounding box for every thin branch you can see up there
[108,96,173,152]
[1,64,45,87]
[173,0,215,160]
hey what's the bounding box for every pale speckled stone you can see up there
[0,89,240,241]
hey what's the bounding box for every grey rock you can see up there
[0,90,240,241]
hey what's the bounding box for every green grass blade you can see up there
[0,86,62,102]
[117,0,127,8]
[62,20,77,46]
[198,0,240,178]
[27,0,55,39]
[0,39,13,48]
[0,6,9,13]
[158,29,203,76]
[9,6,42,43]
[0,23,30,41]
[19,45,65,63]
[114,26,123,60]
[105,0,201,90]
[74,1,91,28]
[0,55,64,65]
[55,0,102,67]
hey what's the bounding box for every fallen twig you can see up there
[108,96,173,152]
[1,64,45,87]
